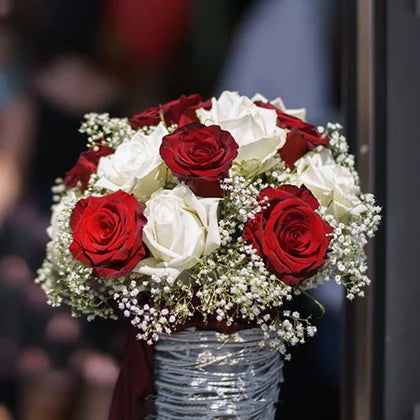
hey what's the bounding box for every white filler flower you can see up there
[136,184,221,280]
[96,123,168,202]
[197,91,286,176]
[294,147,367,222]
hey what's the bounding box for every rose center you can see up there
[89,210,117,243]
[276,213,312,254]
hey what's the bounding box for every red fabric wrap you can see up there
[108,329,155,420]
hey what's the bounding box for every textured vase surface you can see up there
[153,328,283,420]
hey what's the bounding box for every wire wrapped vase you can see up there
[153,328,283,419]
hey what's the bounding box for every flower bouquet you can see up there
[37,91,381,419]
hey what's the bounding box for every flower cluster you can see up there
[37,91,381,354]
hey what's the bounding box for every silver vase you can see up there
[153,328,283,420]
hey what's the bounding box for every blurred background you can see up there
[0,0,359,419]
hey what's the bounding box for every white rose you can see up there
[294,147,367,222]
[197,91,286,176]
[251,93,307,121]
[95,123,167,202]
[136,184,220,280]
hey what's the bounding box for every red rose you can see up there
[243,185,333,286]
[130,94,211,129]
[69,190,147,278]
[160,123,238,198]
[280,127,330,170]
[255,101,329,169]
[64,145,114,192]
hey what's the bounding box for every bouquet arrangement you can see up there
[37,91,381,359]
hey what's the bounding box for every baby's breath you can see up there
[80,113,135,149]
[323,122,359,179]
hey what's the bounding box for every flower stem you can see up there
[299,288,326,319]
